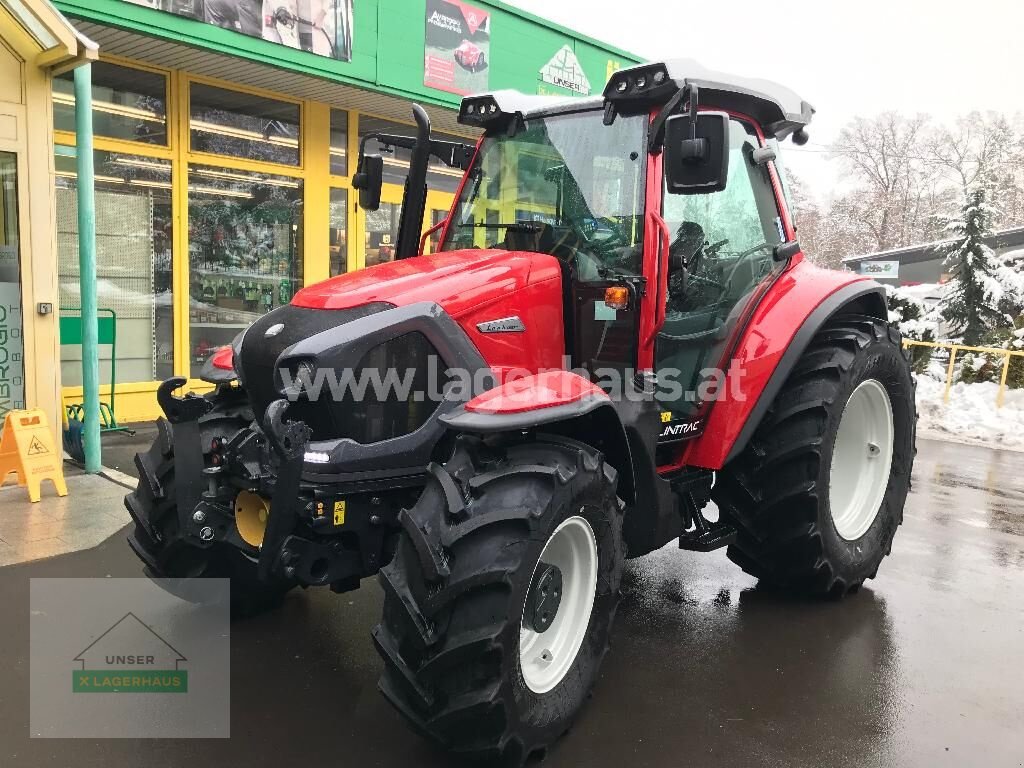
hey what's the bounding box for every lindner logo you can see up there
[72,612,188,693]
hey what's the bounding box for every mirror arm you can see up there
[647,84,693,155]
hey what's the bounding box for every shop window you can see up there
[330,109,349,176]
[190,83,300,166]
[187,165,303,376]
[357,116,471,194]
[329,187,348,276]
[53,62,168,146]
[55,150,174,385]
[365,202,400,267]
[0,152,25,417]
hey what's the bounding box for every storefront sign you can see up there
[424,0,491,95]
[0,266,24,421]
[859,260,900,278]
[538,45,591,96]
[122,0,354,61]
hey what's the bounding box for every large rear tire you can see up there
[373,434,624,765]
[125,393,295,617]
[714,315,916,597]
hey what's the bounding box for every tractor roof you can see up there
[459,58,814,140]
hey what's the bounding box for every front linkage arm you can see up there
[156,377,213,541]
[258,399,311,582]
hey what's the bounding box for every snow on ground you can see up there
[915,374,1024,451]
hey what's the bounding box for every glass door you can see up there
[0,152,24,418]
[364,186,402,267]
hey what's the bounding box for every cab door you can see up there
[652,116,789,438]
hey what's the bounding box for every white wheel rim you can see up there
[829,378,895,541]
[519,515,598,694]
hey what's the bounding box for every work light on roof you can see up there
[602,63,677,111]
[459,96,503,127]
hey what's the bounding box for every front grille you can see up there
[237,303,392,429]
[286,331,444,443]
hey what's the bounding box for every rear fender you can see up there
[683,261,888,470]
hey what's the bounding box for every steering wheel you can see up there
[685,273,728,304]
[733,241,774,260]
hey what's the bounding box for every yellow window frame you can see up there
[52,54,472,422]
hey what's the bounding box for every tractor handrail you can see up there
[902,338,1024,408]
[419,218,447,255]
[646,210,670,349]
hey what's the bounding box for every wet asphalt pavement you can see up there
[2,437,1022,767]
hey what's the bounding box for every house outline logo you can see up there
[538,45,591,96]
[72,612,189,693]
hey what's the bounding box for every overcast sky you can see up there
[507,0,1024,199]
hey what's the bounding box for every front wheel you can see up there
[373,435,624,765]
[714,315,916,597]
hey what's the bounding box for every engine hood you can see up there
[291,249,561,318]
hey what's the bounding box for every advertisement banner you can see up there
[122,0,354,61]
[424,0,490,96]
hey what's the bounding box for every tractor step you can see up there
[678,524,736,552]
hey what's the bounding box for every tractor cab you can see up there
[353,59,814,438]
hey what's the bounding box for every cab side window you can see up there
[662,118,783,316]
[656,118,785,420]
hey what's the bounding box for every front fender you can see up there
[683,261,887,470]
[442,370,684,555]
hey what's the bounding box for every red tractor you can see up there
[127,59,915,763]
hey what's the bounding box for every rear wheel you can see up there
[714,315,916,597]
[373,435,624,765]
[125,393,295,617]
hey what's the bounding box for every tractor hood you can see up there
[291,249,562,319]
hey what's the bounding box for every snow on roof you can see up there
[662,58,814,130]
[842,225,1024,264]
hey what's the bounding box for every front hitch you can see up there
[156,377,213,542]
[257,399,311,581]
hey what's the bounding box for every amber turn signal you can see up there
[604,285,630,311]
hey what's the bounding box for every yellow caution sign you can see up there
[0,410,68,503]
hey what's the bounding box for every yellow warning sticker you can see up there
[333,500,346,526]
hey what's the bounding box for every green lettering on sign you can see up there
[72,670,189,693]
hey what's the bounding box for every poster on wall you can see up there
[538,45,591,96]
[122,0,354,61]
[424,0,491,96]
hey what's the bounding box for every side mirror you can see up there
[352,154,383,211]
[664,112,729,195]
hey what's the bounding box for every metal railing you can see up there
[902,339,1024,407]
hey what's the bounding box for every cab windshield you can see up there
[441,111,648,278]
